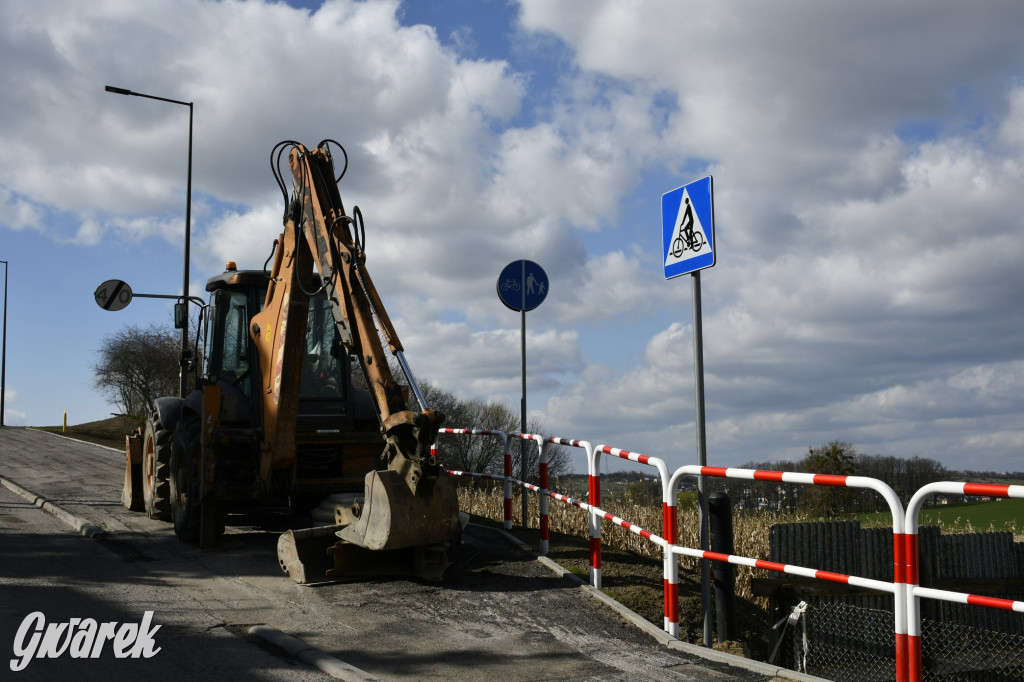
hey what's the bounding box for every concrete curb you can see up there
[0,475,107,539]
[485,524,829,682]
[248,625,379,681]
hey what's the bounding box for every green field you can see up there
[859,498,1024,535]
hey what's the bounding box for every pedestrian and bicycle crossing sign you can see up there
[662,175,715,279]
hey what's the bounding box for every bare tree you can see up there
[93,323,179,418]
[424,381,573,480]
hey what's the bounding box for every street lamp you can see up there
[1,260,7,427]
[105,85,193,398]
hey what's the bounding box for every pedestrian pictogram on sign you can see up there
[497,260,548,312]
[662,176,715,279]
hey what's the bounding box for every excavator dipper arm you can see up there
[286,143,444,473]
[257,141,457,579]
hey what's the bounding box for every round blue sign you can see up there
[497,260,548,312]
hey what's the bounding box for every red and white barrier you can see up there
[593,445,678,637]
[512,433,548,553]
[904,481,1024,682]
[436,428,512,529]
[544,438,599,588]
[438,425,1024,681]
[668,465,909,682]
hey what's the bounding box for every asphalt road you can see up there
[0,427,783,682]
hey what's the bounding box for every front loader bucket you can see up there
[338,469,459,552]
[278,524,346,585]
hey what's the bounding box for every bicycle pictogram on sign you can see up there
[669,197,706,258]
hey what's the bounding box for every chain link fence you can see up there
[920,616,1024,681]
[773,600,1024,681]
[774,601,895,682]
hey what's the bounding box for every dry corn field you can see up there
[458,484,1024,607]
[457,484,809,605]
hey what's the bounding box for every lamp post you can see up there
[1,260,7,427]
[104,85,193,398]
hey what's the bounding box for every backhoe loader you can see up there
[121,140,459,582]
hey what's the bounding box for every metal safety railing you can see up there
[434,428,512,530]
[433,427,1024,682]
[669,465,908,680]
[591,444,678,635]
[904,481,1024,682]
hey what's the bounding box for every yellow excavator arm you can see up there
[253,141,457,580]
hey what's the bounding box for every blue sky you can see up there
[2,0,1024,474]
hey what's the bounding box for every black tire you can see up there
[142,411,172,521]
[169,416,201,543]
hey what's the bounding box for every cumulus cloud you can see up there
[2,0,1022,469]
[518,0,1024,468]
[400,318,582,400]
[0,188,43,232]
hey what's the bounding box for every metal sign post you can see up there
[662,175,715,646]
[691,269,712,647]
[1,260,7,428]
[497,260,549,527]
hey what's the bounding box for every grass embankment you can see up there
[32,415,143,449]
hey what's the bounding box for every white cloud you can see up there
[0,188,43,232]
[400,318,582,401]
[531,69,1024,467]
[196,203,284,273]
[485,80,662,233]
[2,388,24,426]
[3,0,1023,472]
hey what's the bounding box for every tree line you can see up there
[714,439,952,516]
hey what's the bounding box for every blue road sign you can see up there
[662,175,715,279]
[497,260,548,312]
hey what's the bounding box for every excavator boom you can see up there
[258,141,458,582]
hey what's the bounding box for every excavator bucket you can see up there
[337,469,459,551]
[278,524,451,584]
[277,470,459,584]
[277,524,346,585]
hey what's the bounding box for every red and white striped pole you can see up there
[905,481,1024,682]
[438,428,512,529]
[502,435,513,529]
[664,480,679,637]
[545,438,598,587]
[588,444,603,590]
[514,433,548,552]
[595,445,675,636]
[539,441,549,553]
